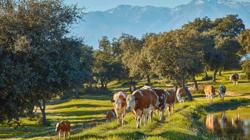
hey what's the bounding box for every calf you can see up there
[112,91,127,125]
[165,88,177,116]
[105,109,116,122]
[55,120,71,140]
[204,85,215,100]
[230,73,239,85]
[126,89,159,128]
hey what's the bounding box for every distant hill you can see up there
[69,0,250,48]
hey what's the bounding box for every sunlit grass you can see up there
[1,70,250,139]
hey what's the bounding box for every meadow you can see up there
[0,70,250,140]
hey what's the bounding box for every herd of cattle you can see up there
[54,73,240,139]
[107,84,224,129]
[106,73,240,128]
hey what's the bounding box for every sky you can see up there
[64,0,250,12]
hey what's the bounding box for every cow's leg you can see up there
[121,113,124,125]
[136,110,142,128]
[168,106,171,116]
[160,110,165,121]
[58,131,61,140]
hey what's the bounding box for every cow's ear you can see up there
[111,99,115,103]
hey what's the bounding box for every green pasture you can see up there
[0,70,250,140]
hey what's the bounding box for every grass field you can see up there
[0,70,250,140]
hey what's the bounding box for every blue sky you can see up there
[64,0,250,12]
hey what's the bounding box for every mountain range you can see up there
[69,0,250,48]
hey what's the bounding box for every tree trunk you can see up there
[129,78,135,93]
[39,99,47,126]
[181,77,192,101]
[192,75,198,91]
[219,68,222,76]
[213,69,218,84]
[146,75,151,85]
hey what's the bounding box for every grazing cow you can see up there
[176,87,187,103]
[111,91,127,125]
[55,120,71,140]
[204,85,215,100]
[230,73,240,85]
[105,109,116,122]
[219,84,226,102]
[126,89,159,128]
[165,88,177,116]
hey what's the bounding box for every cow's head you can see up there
[125,94,136,113]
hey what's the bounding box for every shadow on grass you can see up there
[158,131,201,140]
[204,98,250,113]
[47,108,108,117]
[50,103,111,110]
[81,94,113,101]
[74,131,145,140]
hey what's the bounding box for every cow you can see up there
[111,91,127,125]
[105,109,116,122]
[230,73,240,85]
[218,84,226,102]
[140,86,167,121]
[165,88,177,116]
[204,85,215,100]
[152,88,167,121]
[125,89,159,128]
[55,120,71,140]
[176,87,187,103]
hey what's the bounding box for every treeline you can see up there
[1,0,250,127]
[92,15,250,91]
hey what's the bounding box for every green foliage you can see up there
[242,60,250,80]
[238,29,250,54]
[184,15,245,82]
[93,36,127,88]
[0,0,84,125]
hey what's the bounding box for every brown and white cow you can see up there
[126,89,159,128]
[230,73,240,85]
[153,88,167,121]
[204,85,215,100]
[165,88,177,116]
[55,120,71,140]
[111,91,127,125]
[140,86,167,121]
